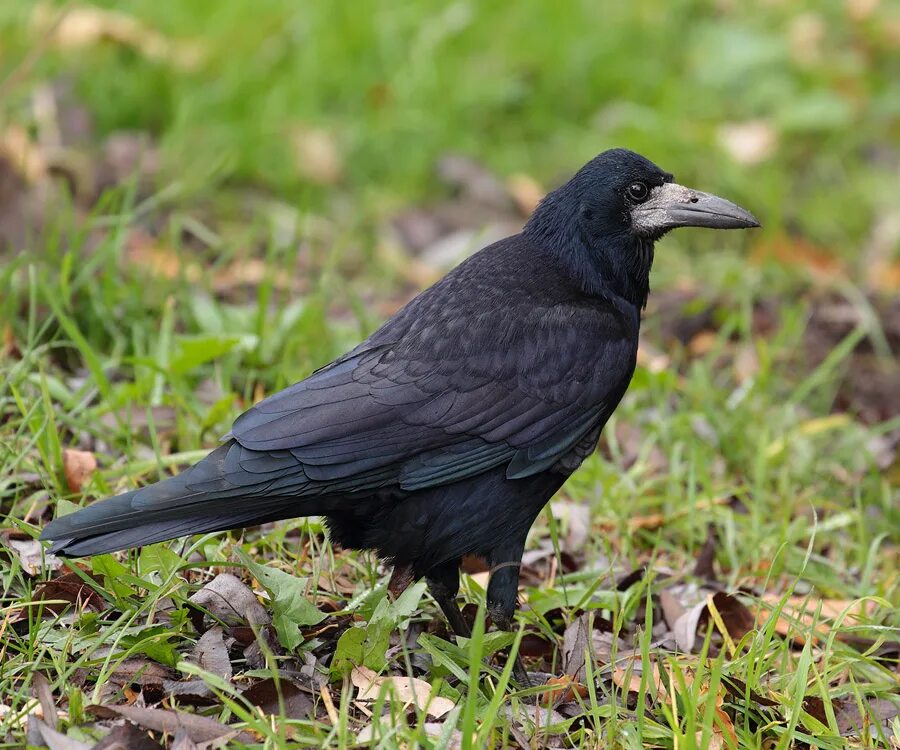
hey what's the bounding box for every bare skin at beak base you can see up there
[632,181,760,234]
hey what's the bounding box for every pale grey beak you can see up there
[632,182,760,235]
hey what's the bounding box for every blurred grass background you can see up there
[0,2,898,747]
[2,0,899,253]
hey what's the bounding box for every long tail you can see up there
[40,441,326,557]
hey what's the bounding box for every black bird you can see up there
[41,149,758,676]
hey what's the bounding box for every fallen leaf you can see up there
[612,667,643,694]
[32,3,204,69]
[506,173,544,215]
[549,499,591,552]
[126,234,201,282]
[757,595,878,644]
[290,127,342,185]
[688,330,718,357]
[562,615,590,682]
[87,705,251,744]
[169,729,199,750]
[62,448,96,493]
[613,657,667,702]
[789,12,826,65]
[659,589,686,630]
[34,570,106,614]
[751,233,845,281]
[618,496,729,533]
[188,573,271,631]
[191,626,232,682]
[242,677,315,720]
[3,535,62,576]
[424,722,463,749]
[32,673,57,730]
[692,525,718,580]
[436,154,512,210]
[673,592,754,653]
[29,719,90,750]
[351,666,455,718]
[92,721,164,749]
[541,675,587,707]
[505,703,567,733]
[720,675,779,708]
[732,342,760,384]
[835,697,900,737]
[846,0,881,21]
[162,627,231,701]
[0,125,47,182]
[106,658,172,688]
[717,120,777,165]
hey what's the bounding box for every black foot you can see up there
[426,559,471,639]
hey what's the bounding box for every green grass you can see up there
[1,2,898,748]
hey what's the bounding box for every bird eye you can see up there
[627,182,650,202]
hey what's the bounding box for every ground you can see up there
[0,2,898,748]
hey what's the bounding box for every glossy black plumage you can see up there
[41,149,758,675]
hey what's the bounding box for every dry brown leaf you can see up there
[751,234,845,281]
[549,499,590,552]
[34,570,106,614]
[192,627,232,681]
[2,323,19,358]
[32,3,204,69]
[611,659,666,701]
[673,592,754,653]
[93,721,164,749]
[436,154,512,210]
[126,235,201,282]
[636,340,670,372]
[87,705,251,744]
[32,673,57,731]
[351,666,454,718]
[659,589,687,630]
[4,536,62,576]
[562,614,591,682]
[541,675,587,706]
[688,330,717,357]
[0,126,47,182]
[29,719,90,750]
[188,573,271,630]
[757,595,877,644]
[105,657,172,688]
[846,0,881,21]
[717,120,777,165]
[506,173,544,215]
[836,697,900,737]
[290,127,343,185]
[733,342,760,384]
[63,448,96,493]
[616,496,729,533]
[242,677,314,720]
[789,12,826,65]
[612,667,643,694]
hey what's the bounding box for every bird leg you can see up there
[387,562,415,600]
[425,559,471,639]
[487,551,531,687]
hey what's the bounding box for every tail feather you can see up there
[40,441,327,557]
[47,505,298,557]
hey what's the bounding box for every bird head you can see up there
[524,148,759,307]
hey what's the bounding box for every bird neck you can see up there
[523,196,654,309]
